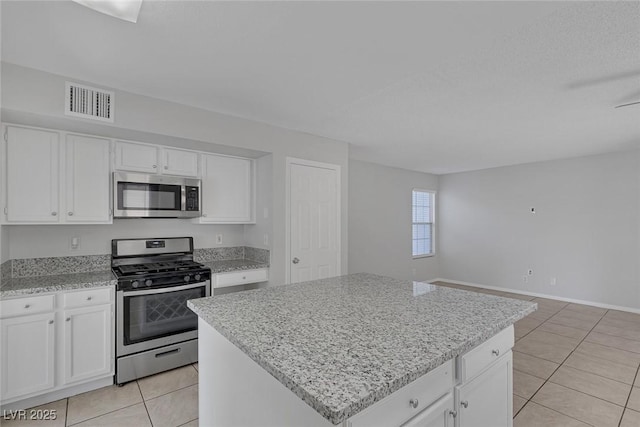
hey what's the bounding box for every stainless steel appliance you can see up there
[112,237,211,384]
[113,172,201,218]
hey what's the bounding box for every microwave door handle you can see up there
[181,185,187,211]
[121,281,208,297]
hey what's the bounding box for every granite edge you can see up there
[0,273,117,299]
[188,298,537,425]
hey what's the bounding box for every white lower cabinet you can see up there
[0,312,56,400]
[63,304,113,384]
[401,393,455,427]
[0,288,114,408]
[455,352,512,427]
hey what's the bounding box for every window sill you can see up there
[413,254,435,259]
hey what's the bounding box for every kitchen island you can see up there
[187,273,536,427]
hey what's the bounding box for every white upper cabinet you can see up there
[115,141,199,177]
[65,134,112,223]
[162,148,199,177]
[115,140,159,173]
[198,154,254,223]
[5,126,60,222]
[3,125,112,224]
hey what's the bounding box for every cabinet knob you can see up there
[242,276,246,280]
[461,400,469,408]
[164,165,168,170]
[202,213,207,217]
[66,317,71,322]
[409,398,419,409]
[48,320,54,325]
[68,212,74,216]
[51,212,57,216]
[449,410,457,418]
[24,304,31,309]
[492,349,500,356]
[87,296,92,301]
[292,257,300,264]
[152,164,157,168]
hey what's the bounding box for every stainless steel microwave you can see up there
[113,172,201,218]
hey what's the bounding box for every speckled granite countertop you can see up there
[203,259,269,274]
[188,273,537,425]
[0,270,117,299]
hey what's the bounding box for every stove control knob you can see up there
[184,275,191,282]
[145,279,153,287]
[194,274,201,281]
[132,281,139,288]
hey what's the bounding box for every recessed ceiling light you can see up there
[72,0,143,23]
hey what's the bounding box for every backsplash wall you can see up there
[5,246,269,278]
[6,220,246,259]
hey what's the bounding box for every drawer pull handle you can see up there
[409,398,419,409]
[87,296,92,301]
[461,400,469,408]
[24,304,31,309]
[449,410,457,418]
[492,349,500,356]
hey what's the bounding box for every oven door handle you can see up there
[121,281,208,297]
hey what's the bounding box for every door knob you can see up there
[461,400,469,408]
[292,257,300,264]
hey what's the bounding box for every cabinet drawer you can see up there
[214,269,268,288]
[64,288,112,308]
[460,325,514,382]
[0,295,55,318]
[347,360,454,427]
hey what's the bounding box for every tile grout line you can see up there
[516,307,610,425]
[137,380,154,427]
[619,364,640,427]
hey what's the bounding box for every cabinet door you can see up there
[401,393,454,427]
[115,141,159,173]
[162,148,199,177]
[6,126,59,222]
[65,134,112,223]
[1,312,55,400]
[63,304,113,385]
[201,154,252,223]
[456,351,512,427]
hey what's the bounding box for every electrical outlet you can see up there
[70,237,79,250]
[523,276,528,283]
[527,269,533,276]
[216,234,223,245]
[550,277,557,286]
[530,207,536,214]
[263,233,269,246]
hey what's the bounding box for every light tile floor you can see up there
[5,283,640,427]
[434,281,640,427]
[1,364,199,427]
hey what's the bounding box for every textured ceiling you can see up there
[2,1,639,174]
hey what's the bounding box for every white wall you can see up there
[1,63,350,286]
[438,149,640,310]
[7,221,245,259]
[348,159,439,281]
[244,154,273,254]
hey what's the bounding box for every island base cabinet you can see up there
[455,351,513,427]
[0,313,56,400]
[400,393,455,427]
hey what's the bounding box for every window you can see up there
[412,190,434,257]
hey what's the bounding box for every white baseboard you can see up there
[1,376,114,412]
[427,277,640,315]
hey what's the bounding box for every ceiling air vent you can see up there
[65,82,114,123]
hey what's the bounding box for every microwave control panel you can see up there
[186,186,200,211]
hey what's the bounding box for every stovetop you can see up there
[114,260,206,277]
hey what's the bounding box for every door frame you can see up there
[285,157,341,285]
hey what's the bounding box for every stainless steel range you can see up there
[111,237,211,384]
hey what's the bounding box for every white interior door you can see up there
[288,159,340,284]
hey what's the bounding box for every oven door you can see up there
[117,281,210,356]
